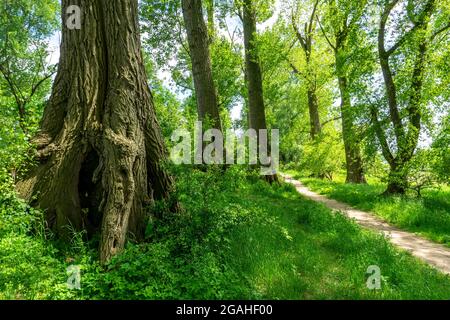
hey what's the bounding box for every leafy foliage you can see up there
[1,0,450,301]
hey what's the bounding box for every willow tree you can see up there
[17,0,176,263]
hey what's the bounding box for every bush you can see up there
[406,149,443,197]
[299,133,345,179]
[70,166,254,300]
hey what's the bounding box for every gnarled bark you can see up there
[17,0,175,264]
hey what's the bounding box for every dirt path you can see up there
[281,173,450,275]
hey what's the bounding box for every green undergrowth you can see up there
[1,167,450,300]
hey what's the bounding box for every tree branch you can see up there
[308,0,320,35]
[386,0,436,55]
[24,70,56,106]
[385,23,421,56]
[291,8,307,51]
[379,0,400,57]
[370,104,395,166]
[316,16,336,51]
[0,64,23,108]
[288,61,304,77]
[431,22,450,41]
[321,116,341,127]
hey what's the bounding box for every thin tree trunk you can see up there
[182,0,221,132]
[337,75,366,184]
[305,43,321,140]
[306,76,321,139]
[17,102,28,135]
[332,27,366,184]
[318,2,365,183]
[242,0,277,182]
[17,0,176,264]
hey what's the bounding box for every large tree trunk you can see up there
[321,11,366,184]
[243,0,266,133]
[182,0,221,132]
[242,0,277,182]
[17,0,176,264]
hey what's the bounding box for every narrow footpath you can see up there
[282,173,450,275]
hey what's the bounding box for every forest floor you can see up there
[281,173,450,275]
[2,167,450,299]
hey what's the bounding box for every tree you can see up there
[242,0,277,181]
[291,0,322,139]
[318,0,367,183]
[17,0,176,263]
[372,0,440,194]
[181,0,222,132]
[0,0,58,135]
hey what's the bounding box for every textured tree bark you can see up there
[17,0,176,264]
[384,163,408,195]
[182,0,222,132]
[242,0,277,182]
[243,0,266,133]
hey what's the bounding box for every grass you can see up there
[1,167,450,299]
[225,177,450,299]
[286,170,450,247]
